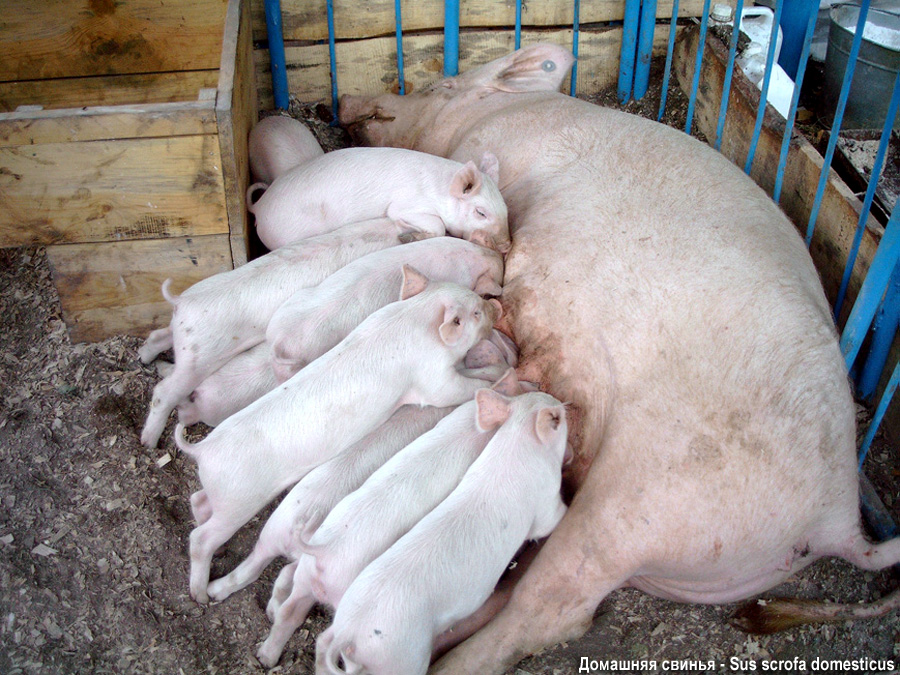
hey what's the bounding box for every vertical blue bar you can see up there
[570,0,580,97]
[714,0,744,150]
[619,0,641,104]
[657,0,681,122]
[264,0,290,110]
[859,358,900,471]
[841,206,900,371]
[634,0,658,100]
[444,0,460,77]
[805,0,872,247]
[685,0,712,135]
[773,0,818,202]
[834,73,900,319]
[515,0,522,50]
[395,0,405,95]
[326,0,339,120]
[743,0,784,175]
[858,261,900,400]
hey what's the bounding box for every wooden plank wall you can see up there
[249,0,732,108]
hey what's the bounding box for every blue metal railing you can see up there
[266,0,900,470]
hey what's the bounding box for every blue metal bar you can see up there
[805,0,872,247]
[841,206,900,371]
[743,0,784,174]
[834,72,900,318]
[444,0,460,77]
[685,0,712,135]
[657,0,681,122]
[619,0,641,104]
[858,261,900,400]
[773,0,818,202]
[515,0,522,50]
[326,0,339,120]
[264,0,290,110]
[394,0,405,95]
[570,0,580,97]
[634,0,658,100]
[859,358,900,471]
[714,0,744,150]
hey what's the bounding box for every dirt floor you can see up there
[3,61,900,675]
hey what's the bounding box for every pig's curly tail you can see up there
[173,423,198,456]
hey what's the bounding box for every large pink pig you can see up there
[338,44,900,673]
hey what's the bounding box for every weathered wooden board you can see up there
[47,234,233,343]
[0,134,228,247]
[0,0,229,82]
[249,0,726,42]
[0,70,221,113]
[673,26,882,323]
[0,102,218,147]
[256,26,674,108]
[217,0,257,267]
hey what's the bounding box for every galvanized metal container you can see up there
[824,3,900,130]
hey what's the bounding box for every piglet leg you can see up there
[207,535,283,602]
[257,560,317,667]
[267,561,298,621]
[138,327,173,364]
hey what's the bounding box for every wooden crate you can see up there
[0,0,257,342]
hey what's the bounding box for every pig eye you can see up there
[474,310,481,319]
[475,208,487,219]
[542,60,556,72]
[453,317,461,326]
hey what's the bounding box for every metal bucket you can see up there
[824,3,900,130]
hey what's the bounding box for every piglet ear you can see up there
[490,368,520,397]
[535,406,565,445]
[488,298,503,322]
[450,161,483,199]
[494,43,576,93]
[473,272,503,297]
[438,307,464,346]
[478,152,500,184]
[476,388,512,432]
[400,264,430,300]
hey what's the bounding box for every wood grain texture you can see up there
[0,134,228,247]
[0,0,229,82]
[249,0,723,41]
[255,26,673,108]
[217,0,256,267]
[0,102,218,147]
[0,70,221,113]
[47,234,233,343]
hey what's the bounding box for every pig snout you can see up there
[469,229,512,255]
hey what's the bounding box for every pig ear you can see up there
[535,406,565,445]
[476,388,512,432]
[473,273,503,298]
[490,368,520,397]
[438,306,465,346]
[478,152,500,184]
[400,265,430,300]
[494,44,575,93]
[450,161,483,199]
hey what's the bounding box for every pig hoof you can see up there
[206,580,231,602]
[256,643,281,668]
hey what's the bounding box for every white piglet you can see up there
[204,404,454,605]
[267,237,504,381]
[254,368,525,668]
[316,389,569,675]
[176,267,502,602]
[249,115,324,186]
[139,217,425,447]
[250,147,510,252]
[176,342,279,427]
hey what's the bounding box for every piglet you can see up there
[254,368,524,668]
[176,267,502,602]
[176,342,278,427]
[204,404,453,604]
[316,389,569,675]
[250,147,510,253]
[139,217,427,448]
[249,115,324,186]
[267,237,504,381]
